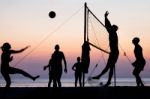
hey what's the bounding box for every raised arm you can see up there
[11,46,30,54]
[105,11,112,31]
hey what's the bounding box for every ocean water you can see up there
[0,78,150,87]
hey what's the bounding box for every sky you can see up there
[0,0,150,79]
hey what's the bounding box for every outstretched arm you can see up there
[105,11,111,31]
[11,46,30,54]
[43,58,52,70]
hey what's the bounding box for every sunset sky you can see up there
[0,0,150,79]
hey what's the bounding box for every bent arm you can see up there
[72,64,76,71]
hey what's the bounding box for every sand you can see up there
[0,87,149,99]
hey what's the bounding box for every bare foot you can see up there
[102,82,111,87]
[92,76,100,80]
[33,75,40,81]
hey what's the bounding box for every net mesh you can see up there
[87,8,110,53]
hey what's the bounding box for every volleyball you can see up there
[49,11,56,18]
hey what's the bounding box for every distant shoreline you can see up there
[1,77,150,87]
[0,87,150,99]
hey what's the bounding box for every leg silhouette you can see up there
[92,64,110,79]
[1,72,11,88]
[75,77,77,87]
[10,67,40,81]
[104,66,114,86]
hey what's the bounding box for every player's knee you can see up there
[133,71,139,76]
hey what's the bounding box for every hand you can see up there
[124,52,126,56]
[64,68,67,73]
[132,62,136,67]
[22,45,30,51]
[25,45,30,49]
[9,56,14,62]
[105,11,109,17]
[43,66,47,71]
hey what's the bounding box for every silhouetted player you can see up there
[72,57,82,87]
[50,44,67,87]
[43,56,54,87]
[0,42,39,88]
[92,11,119,86]
[132,37,146,87]
[81,41,91,87]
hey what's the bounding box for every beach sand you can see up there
[0,87,149,99]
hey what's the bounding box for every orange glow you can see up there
[0,0,150,78]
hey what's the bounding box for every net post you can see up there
[82,2,87,87]
[84,2,87,42]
